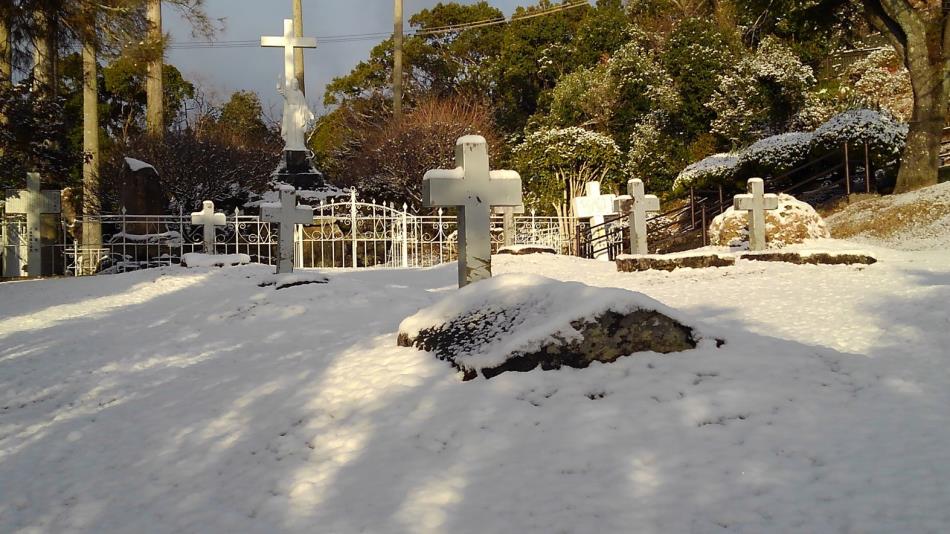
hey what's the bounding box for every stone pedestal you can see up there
[275,150,324,191]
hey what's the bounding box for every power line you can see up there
[165,1,590,50]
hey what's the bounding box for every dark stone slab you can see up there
[497,245,558,255]
[739,252,877,265]
[616,254,736,272]
[398,308,696,381]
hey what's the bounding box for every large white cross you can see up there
[424,135,522,287]
[573,181,617,261]
[261,19,317,90]
[734,178,779,251]
[191,201,227,254]
[3,172,61,277]
[614,179,660,255]
[261,186,314,274]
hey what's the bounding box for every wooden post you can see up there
[292,0,306,95]
[146,0,164,136]
[701,205,708,246]
[689,187,696,229]
[844,142,851,196]
[864,141,871,193]
[718,185,724,213]
[393,0,404,121]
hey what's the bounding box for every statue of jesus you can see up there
[278,78,314,152]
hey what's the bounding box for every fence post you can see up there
[350,189,357,268]
[844,143,851,196]
[718,185,725,214]
[701,206,708,246]
[401,203,409,268]
[689,188,696,229]
[864,141,872,193]
[121,206,127,271]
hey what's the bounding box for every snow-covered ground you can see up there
[2,235,949,532]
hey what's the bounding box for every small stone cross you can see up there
[734,178,779,251]
[191,201,226,254]
[3,172,61,277]
[493,204,525,247]
[614,179,660,255]
[424,135,522,287]
[573,181,617,261]
[261,186,314,274]
[261,19,317,91]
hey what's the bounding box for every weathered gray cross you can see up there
[3,172,61,277]
[493,204,525,247]
[614,179,660,255]
[424,135,523,287]
[261,19,317,90]
[734,178,779,251]
[191,201,226,254]
[573,181,617,261]
[261,186,314,274]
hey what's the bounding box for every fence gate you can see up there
[1,216,27,277]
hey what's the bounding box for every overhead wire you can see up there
[165,0,590,50]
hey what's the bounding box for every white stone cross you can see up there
[614,179,660,255]
[261,186,314,274]
[424,135,522,287]
[734,178,779,251]
[261,19,317,91]
[191,201,227,254]
[573,181,617,261]
[3,172,61,277]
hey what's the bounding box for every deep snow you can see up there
[1,238,949,533]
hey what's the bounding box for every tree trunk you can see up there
[894,30,949,193]
[146,0,164,137]
[33,8,56,98]
[0,11,10,83]
[83,36,102,248]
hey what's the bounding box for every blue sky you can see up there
[165,0,545,116]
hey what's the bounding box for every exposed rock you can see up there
[710,193,830,249]
[181,253,250,268]
[740,251,877,266]
[616,254,735,272]
[497,245,558,255]
[397,274,699,380]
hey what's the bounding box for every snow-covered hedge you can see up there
[673,109,906,192]
[673,153,739,191]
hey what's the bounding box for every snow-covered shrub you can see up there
[737,132,815,175]
[546,64,617,133]
[709,193,830,249]
[708,37,816,145]
[841,49,913,122]
[673,152,740,192]
[812,109,907,157]
[512,127,624,216]
[627,119,688,192]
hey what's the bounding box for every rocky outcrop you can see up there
[497,245,558,255]
[740,252,877,266]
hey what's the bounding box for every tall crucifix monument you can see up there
[733,178,779,252]
[261,18,323,188]
[424,136,523,288]
[3,172,61,277]
[261,185,314,274]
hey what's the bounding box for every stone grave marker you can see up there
[191,201,226,255]
[424,135,522,287]
[261,185,314,274]
[3,172,61,277]
[734,178,779,252]
[573,181,617,261]
[493,204,525,247]
[615,178,660,255]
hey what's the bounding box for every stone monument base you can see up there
[275,150,325,191]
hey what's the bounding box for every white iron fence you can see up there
[1,192,576,277]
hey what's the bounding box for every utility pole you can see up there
[146,0,164,136]
[293,0,306,94]
[393,0,403,121]
[82,26,102,250]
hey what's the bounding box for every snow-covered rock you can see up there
[710,193,830,249]
[180,253,251,268]
[398,274,699,379]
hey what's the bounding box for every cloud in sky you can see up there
[165,0,539,116]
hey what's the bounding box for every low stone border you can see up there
[739,252,877,265]
[616,254,736,272]
[497,245,558,255]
